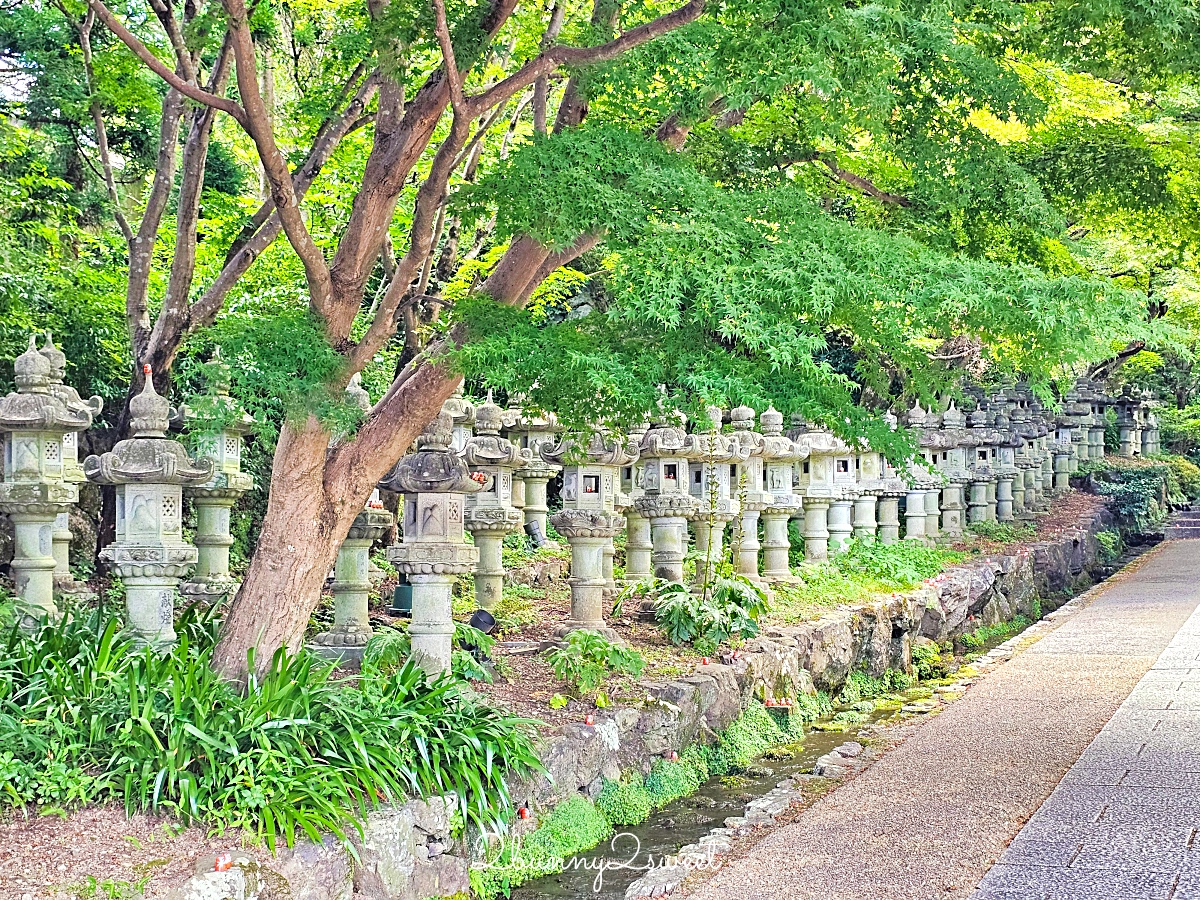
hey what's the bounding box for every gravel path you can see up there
[686,540,1200,900]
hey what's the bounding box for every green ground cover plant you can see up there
[545,631,645,695]
[0,605,540,849]
[961,615,1033,650]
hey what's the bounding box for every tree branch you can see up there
[86,0,247,124]
[431,0,466,112]
[818,157,911,206]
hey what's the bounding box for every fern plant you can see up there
[653,573,768,652]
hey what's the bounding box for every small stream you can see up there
[510,704,906,900]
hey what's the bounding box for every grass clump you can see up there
[596,773,653,825]
[911,640,950,681]
[1095,529,1122,563]
[837,668,912,705]
[1,605,541,850]
[967,521,1037,543]
[471,795,612,897]
[960,614,1032,650]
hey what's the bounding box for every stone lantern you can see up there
[502,400,561,542]
[312,492,394,661]
[37,334,103,600]
[791,423,842,561]
[542,430,636,637]
[633,415,699,584]
[902,402,938,543]
[37,331,103,600]
[1052,406,1074,493]
[619,422,653,583]
[967,404,996,523]
[991,410,1020,522]
[687,408,750,587]
[1113,392,1139,459]
[382,408,483,673]
[462,393,529,611]
[935,402,971,538]
[444,386,475,453]
[1086,382,1110,460]
[1144,405,1161,455]
[0,338,93,624]
[85,367,212,644]
[176,350,256,606]
[759,406,804,579]
[1064,389,1092,473]
[729,406,771,582]
[1028,395,1054,499]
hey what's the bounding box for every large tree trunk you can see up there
[211,361,463,682]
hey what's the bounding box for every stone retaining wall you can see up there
[177,506,1116,900]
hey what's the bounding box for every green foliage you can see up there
[837,669,912,705]
[702,702,787,777]
[470,795,613,897]
[961,615,1033,650]
[545,631,645,695]
[1,607,541,847]
[911,642,949,681]
[1095,529,1122,563]
[833,540,964,584]
[596,773,654,826]
[364,623,496,684]
[1089,462,1173,529]
[649,575,768,652]
[967,521,1038,542]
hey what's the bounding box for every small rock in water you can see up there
[813,752,849,776]
[744,763,774,777]
[834,741,863,758]
[902,699,940,714]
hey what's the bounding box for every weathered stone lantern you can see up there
[729,406,770,581]
[967,404,996,523]
[1064,389,1092,473]
[791,423,842,561]
[38,334,103,600]
[542,430,636,637]
[462,393,529,610]
[1113,392,1140,459]
[687,408,749,586]
[934,402,972,538]
[1052,406,1074,493]
[0,338,93,624]
[902,402,937,543]
[1144,405,1161,455]
[85,366,212,644]
[503,400,561,542]
[633,415,699,583]
[382,408,483,673]
[176,350,256,606]
[444,386,475,453]
[759,406,804,579]
[1088,383,1110,460]
[619,422,653,583]
[873,412,907,544]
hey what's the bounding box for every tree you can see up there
[5,0,1186,682]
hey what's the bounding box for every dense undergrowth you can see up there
[0,603,541,850]
[1079,453,1200,530]
[772,540,964,622]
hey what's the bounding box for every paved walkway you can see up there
[688,540,1200,900]
[975,542,1200,900]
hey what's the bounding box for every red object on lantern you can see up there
[214,853,232,872]
[518,807,531,820]
[764,698,778,707]
[584,714,595,726]
[143,363,152,376]
[701,657,709,665]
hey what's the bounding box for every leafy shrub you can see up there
[833,540,963,585]
[967,521,1037,542]
[702,702,786,776]
[961,614,1032,650]
[644,748,707,808]
[362,622,496,683]
[545,630,645,694]
[596,773,653,825]
[471,795,612,897]
[911,641,948,681]
[837,668,911,705]
[652,574,768,652]
[1095,530,1122,563]
[0,606,541,848]
[1090,464,1171,530]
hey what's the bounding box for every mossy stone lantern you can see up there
[759,406,805,578]
[38,333,103,600]
[382,407,484,674]
[633,414,699,586]
[542,430,637,637]
[462,393,529,610]
[177,349,256,605]
[687,407,749,587]
[85,366,212,644]
[0,338,93,625]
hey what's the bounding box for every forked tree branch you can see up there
[86,0,247,124]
